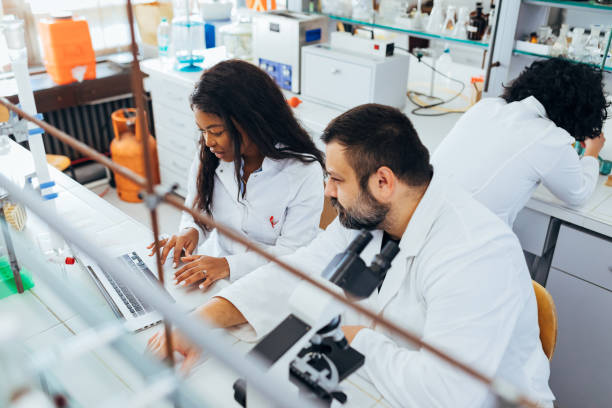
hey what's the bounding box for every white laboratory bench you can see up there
[141,53,612,407]
[0,139,388,407]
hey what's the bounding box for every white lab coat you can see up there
[179,152,324,281]
[218,173,555,407]
[431,96,599,226]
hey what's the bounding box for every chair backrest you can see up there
[532,281,558,360]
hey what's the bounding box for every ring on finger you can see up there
[201,270,207,279]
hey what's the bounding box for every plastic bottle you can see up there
[436,47,453,88]
[157,17,171,68]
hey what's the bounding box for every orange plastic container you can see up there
[110,109,161,203]
[38,13,96,85]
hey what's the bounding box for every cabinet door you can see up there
[547,267,612,408]
[301,51,372,109]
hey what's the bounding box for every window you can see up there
[2,0,145,67]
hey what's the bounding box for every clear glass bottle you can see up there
[453,7,470,40]
[425,0,444,34]
[442,5,456,35]
[586,25,602,64]
[219,14,252,60]
[551,23,569,57]
[569,27,587,62]
[483,2,496,42]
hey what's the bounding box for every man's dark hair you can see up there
[321,104,433,189]
[502,58,609,141]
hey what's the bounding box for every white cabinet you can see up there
[547,266,612,408]
[148,77,199,197]
[547,224,612,407]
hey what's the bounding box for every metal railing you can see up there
[0,0,543,406]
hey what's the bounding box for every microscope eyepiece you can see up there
[346,230,372,254]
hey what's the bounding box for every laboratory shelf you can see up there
[512,49,612,72]
[523,0,612,12]
[323,14,490,49]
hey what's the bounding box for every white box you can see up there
[300,44,410,110]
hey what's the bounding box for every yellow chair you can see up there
[533,281,558,360]
[46,154,75,179]
[319,196,337,230]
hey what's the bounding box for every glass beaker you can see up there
[219,15,252,60]
[586,25,603,64]
[172,0,206,72]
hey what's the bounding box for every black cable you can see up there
[403,50,467,116]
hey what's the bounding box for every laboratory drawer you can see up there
[160,165,187,197]
[547,267,612,407]
[158,145,192,181]
[551,224,612,290]
[301,52,371,109]
[513,208,553,256]
[152,101,197,137]
[155,123,199,159]
[149,79,194,117]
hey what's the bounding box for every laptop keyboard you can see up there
[99,252,160,317]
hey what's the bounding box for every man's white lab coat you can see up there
[179,152,324,281]
[431,96,599,226]
[218,173,555,407]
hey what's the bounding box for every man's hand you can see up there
[584,133,606,158]
[174,255,230,290]
[342,325,367,343]
[146,329,201,373]
[147,228,199,267]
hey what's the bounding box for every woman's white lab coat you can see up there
[431,96,599,226]
[218,173,555,407]
[179,152,324,281]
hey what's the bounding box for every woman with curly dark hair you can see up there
[432,58,608,226]
[148,59,325,290]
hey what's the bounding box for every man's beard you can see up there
[330,187,390,230]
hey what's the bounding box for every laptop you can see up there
[76,250,175,332]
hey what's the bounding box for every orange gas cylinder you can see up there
[38,12,96,85]
[110,108,160,203]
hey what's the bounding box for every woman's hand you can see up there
[147,228,199,267]
[584,132,606,158]
[147,329,201,373]
[174,255,230,290]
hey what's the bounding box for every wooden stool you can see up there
[46,154,76,179]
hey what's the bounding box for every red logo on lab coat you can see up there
[269,216,278,228]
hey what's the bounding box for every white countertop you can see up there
[143,53,612,239]
[0,140,385,407]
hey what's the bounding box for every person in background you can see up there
[147,104,554,407]
[432,58,608,226]
[148,60,325,290]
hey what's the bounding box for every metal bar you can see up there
[0,88,539,408]
[601,26,612,71]
[0,206,24,293]
[484,0,503,92]
[0,173,318,408]
[0,98,146,186]
[125,0,174,369]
